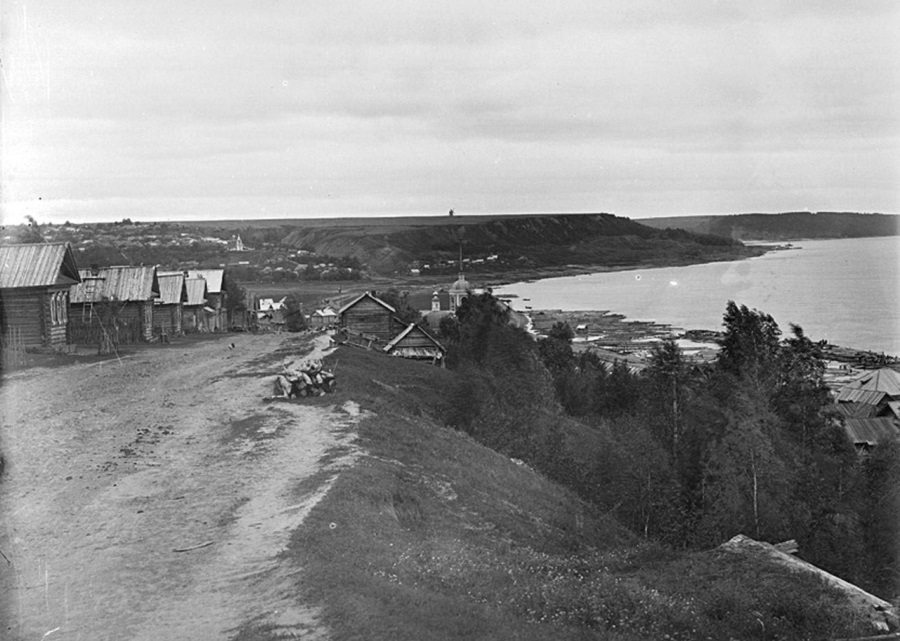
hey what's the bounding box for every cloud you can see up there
[1,1,898,224]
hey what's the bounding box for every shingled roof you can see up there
[0,243,81,289]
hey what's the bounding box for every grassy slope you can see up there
[272,346,874,641]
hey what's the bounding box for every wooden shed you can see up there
[155,271,188,337]
[338,292,398,345]
[69,266,160,343]
[383,323,445,364]
[187,269,227,331]
[0,242,81,350]
[182,276,208,332]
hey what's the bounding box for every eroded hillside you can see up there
[278,213,755,273]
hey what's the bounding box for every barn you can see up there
[187,269,227,331]
[182,276,209,332]
[338,292,399,345]
[0,242,82,350]
[69,266,160,342]
[383,323,445,364]
[155,271,188,337]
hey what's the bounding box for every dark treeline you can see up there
[437,295,900,598]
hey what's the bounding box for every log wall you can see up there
[0,287,70,349]
[154,303,183,336]
[68,300,154,343]
[340,298,396,342]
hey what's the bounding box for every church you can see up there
[421,270,475,332]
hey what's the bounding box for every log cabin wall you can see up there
[182,306,203,332]
[1,288,45,347]
[154,303,183,336]
[340,298,396,342]
[0,287,72,349]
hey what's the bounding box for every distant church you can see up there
[422,252,475,331]
[229,234,248,252]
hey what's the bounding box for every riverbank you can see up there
[526,307,899,391]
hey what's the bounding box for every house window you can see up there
[49,292,67,325]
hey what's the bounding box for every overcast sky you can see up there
[2,1,898,225]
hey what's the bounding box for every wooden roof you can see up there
[338,291,396,315]
[837,368,900,402]
[844,417,900,447]
[187,269,224,294]
[183,277,208,306]
[383,323,445,353]
[70,266,159,302]
[156,272,187,304]
[0,242,81,288]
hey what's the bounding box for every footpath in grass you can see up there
[279,346,878,641]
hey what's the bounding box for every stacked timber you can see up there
[273,359,336,398]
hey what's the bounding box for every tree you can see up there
[437,314,460,343]
[856,441,900,597]
[717,301,781,391]
[283,294,307,332]
[774,324,834,447]
[537,322,575,401]
[645,338,691,458]
[379,288,421,326]
[593,359,642,418]
[698,387,791,543]
[451,293,510,365]
[222,275,248,328]
[19,216,46,243]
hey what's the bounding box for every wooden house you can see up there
[182,276,208,332]
[310,306,338,329]
[187,269,227,331]
[383,323,445,364]
[155,271,188,337]
[836,367,900,419]
[69,266,160,342]
[0,242,81,349]
[337,292,398,345]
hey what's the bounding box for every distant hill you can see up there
[637,211,900,241]
[224,213,762,274]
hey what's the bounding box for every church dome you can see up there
[449,274,472,295]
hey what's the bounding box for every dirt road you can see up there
[1,332,360,640]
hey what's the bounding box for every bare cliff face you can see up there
[279,213,744,274]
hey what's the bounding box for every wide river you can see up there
[495,236,900,356]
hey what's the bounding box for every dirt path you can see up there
[1,332,360,641]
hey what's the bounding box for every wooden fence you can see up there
[68,318,145,346]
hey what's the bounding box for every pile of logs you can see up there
[273,359,337,398]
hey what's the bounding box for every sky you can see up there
[1,1,898,225]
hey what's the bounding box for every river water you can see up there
[494,236,900,355]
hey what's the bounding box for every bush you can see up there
[283,294,308,332]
